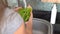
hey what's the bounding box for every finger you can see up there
[29,12,33,22]
[14,7,22,11]
[27,5,32,8]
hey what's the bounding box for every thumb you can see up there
[14,7,22,12]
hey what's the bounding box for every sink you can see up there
[32,18,53,34]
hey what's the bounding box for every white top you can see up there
[1,8,23,34]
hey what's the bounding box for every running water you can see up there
[23,0,27,8]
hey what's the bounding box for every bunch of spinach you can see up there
[18,8,32,22]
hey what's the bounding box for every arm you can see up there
[2,8,26,34]
[14,22,26,34]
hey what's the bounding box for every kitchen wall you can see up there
[7,0,18,8]
[26,0,60,12]
[56,4,60,12]
[26,0,54,11]
[7,0,60,12]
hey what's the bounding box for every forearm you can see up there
[26,22,32,34]
[14,23,26,34]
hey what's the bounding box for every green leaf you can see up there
[18,8,32,22]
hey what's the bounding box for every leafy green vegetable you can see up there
[18,8,32,22]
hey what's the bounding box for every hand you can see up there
[25,5,33,24]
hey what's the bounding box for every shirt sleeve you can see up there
[2,10,24,34]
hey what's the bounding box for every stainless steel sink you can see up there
[32,18,53,34]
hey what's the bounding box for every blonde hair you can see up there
[0,0,8,34]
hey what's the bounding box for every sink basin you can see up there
[32,18,53,34]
